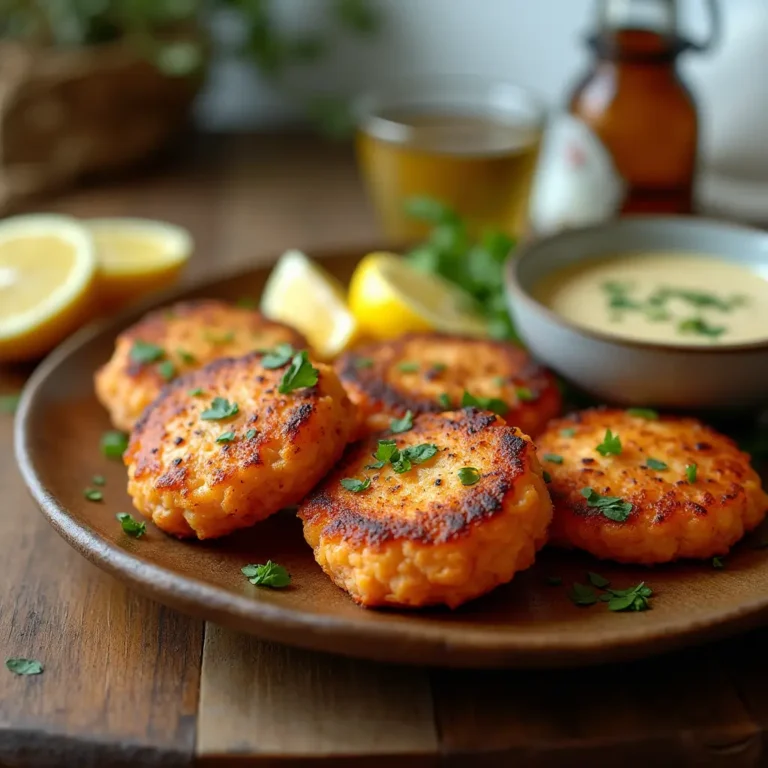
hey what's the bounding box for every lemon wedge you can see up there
[86,218,192,309]
[348,252,488,340]
[261,249,358,359]
[0,214,97,362]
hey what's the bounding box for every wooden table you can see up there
[2,134,768,767]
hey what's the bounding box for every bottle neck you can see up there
[590,28,685,65]
[597,0,679,36]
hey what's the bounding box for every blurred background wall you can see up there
[197,0,767,217]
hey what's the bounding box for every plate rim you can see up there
[14,250,768,668]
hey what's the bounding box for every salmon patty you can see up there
[96,299,307,431]
[125,350,356,540]
[538,408,768,564]
[299,408,552,609]
[335,333,561,437]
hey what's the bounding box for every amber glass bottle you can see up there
[570,0,719,214]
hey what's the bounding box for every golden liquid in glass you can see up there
[357,110,542,240]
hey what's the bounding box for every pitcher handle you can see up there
[686,0,721,53]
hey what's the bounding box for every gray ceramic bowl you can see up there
[506,216,768,410]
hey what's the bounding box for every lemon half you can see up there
[348,252,488,340]
[86,218,192,309]
[260,249,358,359]
[0,214,97,362]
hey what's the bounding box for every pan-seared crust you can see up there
[335,333,561,437]
[299,409,552,608]
[95,299,307,431]
[538,408,768,564]
[125,351,356,540]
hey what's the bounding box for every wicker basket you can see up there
[0,40,199,213]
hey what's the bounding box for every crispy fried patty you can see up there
[335,333,561,437]
[538,408,768,564]
[299,408,553,608]
[95,299,307,431]
[125,351,356,540]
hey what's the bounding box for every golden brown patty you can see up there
[125,351,357,540]
[299,408,552,608]
[538,408,768,564]
[335,333,561,437]
[95,299,307,431]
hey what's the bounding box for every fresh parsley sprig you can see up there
[242,561,291,588]
[580,488,633,523]
[279,351,319,394]
[596,429,622,457]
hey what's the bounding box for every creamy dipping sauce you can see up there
[534,252,768,346]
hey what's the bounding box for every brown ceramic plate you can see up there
[15,249,768,668]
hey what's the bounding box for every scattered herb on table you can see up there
[686,463,698,483]
[201,397,239,420]
[261,343,296,369]
[242,561,291,588]
[5,658,43,676]
[340,477,371,492]
[278,351,319,394]
[568,582,598,607]
[587,571,610,589]
[627,408,658,420]
[596,429,622,457]
[645,458,669,471]
[542,453,563,465]
[130,340,165,364]
[92,474,106,487]
[581,487,633,523]
[713,556,725,569]
[604,582,653,612]
[0,393,21,414]
[83,488,103,502]
[461,391,509,417]
[117,513,146,538]
[101,430,129,459]
[546,576,562,587]
[458,467,481,486]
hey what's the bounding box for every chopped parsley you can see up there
[546,576,562,587]
[278,351,319,394]
[367,439,438,474]
[117,513,146,538]
[627,408,659,420]
[461,390,509,416]
[686,463,698,483]
[5,658,43,676]
[543,470,552,483]
[429,363,447,374]
[242,561,291,588]
[245,428,257,440]
[596,429,622,457]
[713,556,725,569]
[260,343,296,369]
[354,357,374,369]
[437,393,452,408]
[645,458,668,471]
[216,431,236,443]
[678,317,726,339]
[176,349,197,365]
[568,582,598,607]
[0,393,21,414]
[581,487,633,522]
[340,477,371,492]
[587,571,610,589]
[515,387,536,402]
[101,430,129,459]
[92,474,106,487]
[604,582,653,612]
[157,360,176,382]
[201,397,239,420]
[83,488,103,502]
[560,427,577,438]
[397,361,420,373]
[542,453,563,464]
[205,330,235,345]
[130,340,165,364]
[390,410,414,434]
[458,467,481,486]
[188,388,204,397]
